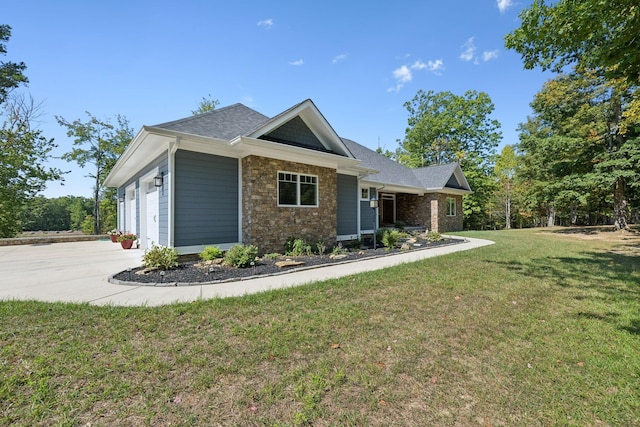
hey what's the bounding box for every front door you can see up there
[145,185,159,248]
[380,193,396,226]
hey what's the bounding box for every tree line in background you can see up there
[2,0,639,236]
[386,0,639,230]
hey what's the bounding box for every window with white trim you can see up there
[361,187,369,200]
[278,172,318,207]
[446,197,456,216]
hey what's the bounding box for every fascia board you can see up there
[247,100,354,158]
[104,128,167,187]
[424,187,474,195]
[104,127,146,187]
[359,179,425,195]
[233,136,360,170]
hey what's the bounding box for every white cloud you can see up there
[483,50,499,61]
[332,54,347,64]
[411,59,444,75]
[393,65,412,83]
[497,0,513,13]
[388,65,412,92]
[257,19,273,29]
[388,59,445,92]
[460,37,476,62]
[289,59,304,66]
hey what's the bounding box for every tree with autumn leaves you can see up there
[505,0,640,230]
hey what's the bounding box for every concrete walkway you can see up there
[0,237,494,307]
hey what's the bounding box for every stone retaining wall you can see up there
[0,234,104,246]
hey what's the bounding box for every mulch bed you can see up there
[111,237,463,286]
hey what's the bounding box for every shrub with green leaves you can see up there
[426,231,443,242]
[381,229,403,251]
[315,240,326,256]
[285,237,312,256]
[224,244,258,268]
[199,246,224,261]
[331,245,347,256]
[142,245,179,270]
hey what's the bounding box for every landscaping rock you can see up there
[275,260,306,268]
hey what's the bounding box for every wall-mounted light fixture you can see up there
[369,197,378,210]
[119,195,125,202]
[154,173,163,188]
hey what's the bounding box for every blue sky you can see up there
[5,0,551,198]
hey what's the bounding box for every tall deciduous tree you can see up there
[0,96,63,237]
[402,90,501,167]
[400,89,502,228]
[518,71,640,229]
[0,25,28,104]
[494,145,519,229]
[505,0,640,84]
[0,26,62,237]
[56,113,133,235]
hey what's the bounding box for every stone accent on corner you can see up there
[432,193,464,233]
[241,155,337,254]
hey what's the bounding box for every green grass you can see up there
[1,228,639,426]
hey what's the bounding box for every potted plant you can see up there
[117,233,138,249]
[108,229,122,243]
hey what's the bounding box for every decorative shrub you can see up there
[224,244,258,268]
[375,228,391,245]
[331,245,347,256]
[199,246,224,261]
[143,245,179,270]
[381,229,402,251]
[426,231,443,242]
[285,237,312,256]
[316,240,326,256]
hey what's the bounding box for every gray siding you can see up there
[174,150,238,246]
[117,153,168,245]
[360,188,377,231]
[336,174,358,236]
[262,116,325,151]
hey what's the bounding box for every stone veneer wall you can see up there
[396,194,430,228]
[397,193,463,233]
[242,155,337,254]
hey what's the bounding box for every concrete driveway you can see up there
[0,237,494,307]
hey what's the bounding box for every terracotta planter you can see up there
[120,239,134,250]
[110,235,118,243]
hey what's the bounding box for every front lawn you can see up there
[1,228,639,426]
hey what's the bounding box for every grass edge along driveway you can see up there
[1,227,639,426]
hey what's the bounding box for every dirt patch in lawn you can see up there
[543,226,640,255]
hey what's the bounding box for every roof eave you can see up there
[232,136,362,170]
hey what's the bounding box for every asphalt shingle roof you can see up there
[412,163,462,189]
[341,138,425,188]
[151,102,466,192]
[153,103,270,141]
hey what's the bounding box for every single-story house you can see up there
[104,99,472,254]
